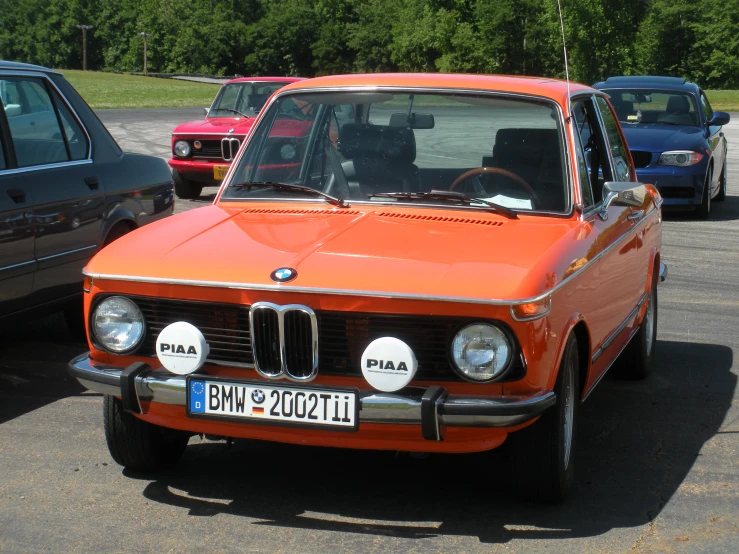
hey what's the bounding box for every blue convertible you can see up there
[593,76,729,218]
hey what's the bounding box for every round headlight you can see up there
[451,324,512,381]
[174,140,191,157]
[92,296,145,353]
[280,143,297,161]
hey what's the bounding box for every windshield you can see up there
[602,89,700,126]
[222,91,568,213]
[209,81,293,117]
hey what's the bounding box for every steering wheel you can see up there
[450,167,539,207]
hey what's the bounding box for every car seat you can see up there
[658,96,697,126]
[338,123,419,198]
[484,128,565,211]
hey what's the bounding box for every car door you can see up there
[575,95,642,388]
[0,108,35,316]
[1,73,103,305]
[700,90,725,196]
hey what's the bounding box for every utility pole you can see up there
[139,32,152,75]
[76,24,94,71]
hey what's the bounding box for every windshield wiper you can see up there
[213,107,250,118]
[229,181,348,208]
[369,190,518,219]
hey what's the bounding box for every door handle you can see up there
[84,176,99,190]
[627,210,644,222]
[6,188,26,204]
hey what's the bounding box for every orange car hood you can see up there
[87,205,580,301]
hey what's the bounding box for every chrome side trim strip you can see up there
[83,208,657,306]
[0,259,36,273]
[591,292,648,364]
[0,158,93,176]
[37,244,97,263]
[583,324,640,402]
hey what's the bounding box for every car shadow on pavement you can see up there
[663,194,739,222]
[0,313,87,424]
[134,339,734,544]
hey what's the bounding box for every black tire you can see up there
[63,301,87,342]
[715,159,727,202]
[104,222,132,246]
[172,169,202,199]
[615,271,658,380]
[508,334,580,503]
[695,165,712,218]
[103,395,189,471]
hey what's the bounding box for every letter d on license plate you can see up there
[187,378,358,431]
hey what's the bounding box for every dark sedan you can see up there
[0,61,174,330]
[593,76,729,218]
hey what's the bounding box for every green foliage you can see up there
[1,0,738,88]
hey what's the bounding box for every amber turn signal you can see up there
[511,296,551,321]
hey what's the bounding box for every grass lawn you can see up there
[60,70,220,109]
[705,90,739,112]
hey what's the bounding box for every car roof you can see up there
[593,75,699,93]
[278,73,597,105]
[0,60,59,74]
[224,76,307,85]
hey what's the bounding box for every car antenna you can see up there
[556,0,571,122]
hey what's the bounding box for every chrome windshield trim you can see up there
[215,85,574,216]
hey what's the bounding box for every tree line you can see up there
[1,0,738,88]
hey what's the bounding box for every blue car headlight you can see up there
[658,150,703,167]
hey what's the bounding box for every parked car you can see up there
[168,77,305,199]
[69,73,666,502]
[0,61,174,329]
[593,76,729,218]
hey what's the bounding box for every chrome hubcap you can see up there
[563,361,575,470]
[645,289,655,357]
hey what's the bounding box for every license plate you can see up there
[187,378,358,430]
[213,165,229,180]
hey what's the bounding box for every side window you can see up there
[572,97,610,204]
[595,96,631,182]
[0,133,6,170]
[56,100,89,160]
[0,77,89,167]
[571,100,594,208]
[700,93,713,122]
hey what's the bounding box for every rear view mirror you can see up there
[389,112,435,129]
[600,181,647,220]
[708,111,730,126]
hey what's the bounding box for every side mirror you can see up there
[204,107,210,117]
[600,181,647,220]
[708,111,730,126]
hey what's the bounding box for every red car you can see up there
[168,77,305,199]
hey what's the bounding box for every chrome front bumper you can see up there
[69,353,555,441]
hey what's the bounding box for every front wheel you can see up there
[715,159,727,202]
[695,166,712,218]
[172,169,203,199]
[508,334,579,503]
[103,395,189,471]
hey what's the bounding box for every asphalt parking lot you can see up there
[0,109,737,553]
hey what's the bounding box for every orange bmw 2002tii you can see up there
[69,74,666,502]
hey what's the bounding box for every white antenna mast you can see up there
[556,0,571,118]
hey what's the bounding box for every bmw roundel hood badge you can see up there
[271,267,297,283]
